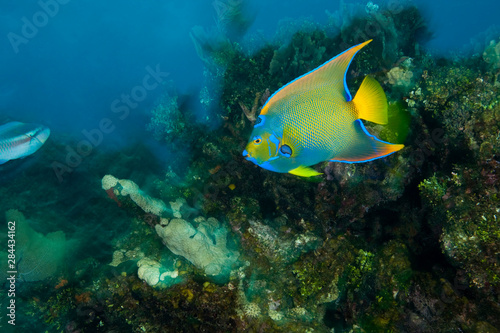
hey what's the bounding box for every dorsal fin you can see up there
[261,40,373,116]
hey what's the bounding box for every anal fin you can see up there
[330,120,404,163]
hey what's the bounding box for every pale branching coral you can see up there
[137,258,163,286]
[169,198,186,218]
[137,257,179,287]
[155,217,239,279]
[109,248,145,267]
[102,174,118,189]
[102,175,239,281]
[102,175,167,216]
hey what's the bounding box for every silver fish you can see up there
[0,121,50,165]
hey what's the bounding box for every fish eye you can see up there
[280,144,292,157]
[253,136,262,145]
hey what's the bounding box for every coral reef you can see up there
[137,257,164,286]
[146,89,186,142]
[386,57,416,92]
[109,247,145,267]
[102,174,239,281]
[387,65,413,87]
[15,4,500,333]
[242,219,320,264]
[420,165,500,290]
[102,174,168,217]
[483,38,500,70]
[137,257,181,287]
[155,217,240,280]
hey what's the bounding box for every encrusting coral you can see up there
[137,257,180,287]
[102,174,239,281]
[155,217,239,279]
[102,174,167,216]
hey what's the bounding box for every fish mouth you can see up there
[242,150,258,164]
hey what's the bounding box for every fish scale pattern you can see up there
[274,88,358,161]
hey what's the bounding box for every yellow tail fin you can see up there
[353,76,388,125]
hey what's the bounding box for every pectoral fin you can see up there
[289,165,322,177]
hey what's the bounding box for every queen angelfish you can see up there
[242,40,404,177]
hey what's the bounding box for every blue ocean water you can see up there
[0,0,497,148]
[0,0,499,332]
